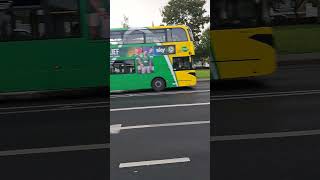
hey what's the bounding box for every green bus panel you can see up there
[0,0,109,93]
[111,55,177,91]
[0,39,108,92]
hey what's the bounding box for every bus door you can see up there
[211,0,276,79]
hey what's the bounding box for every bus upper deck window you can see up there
[172,28,188,42]
[123,30,144,44]
[213,0,260,29]
[87,0,109,39]
[167,28,188,42]
[110,31,123,44]
[146,29,166,43]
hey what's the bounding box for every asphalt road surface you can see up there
[212,62,320,180]
[0,90,109,180]
[111,81,210,180]
[3,60,319,180]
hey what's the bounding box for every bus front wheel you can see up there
[152,78,166,92]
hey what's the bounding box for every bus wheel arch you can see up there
[151,77,166,92]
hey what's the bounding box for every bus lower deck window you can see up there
[173,57,192,71]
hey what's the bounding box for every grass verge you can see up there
[196,69,210,79]
[274,24,320,54]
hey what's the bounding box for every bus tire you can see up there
[152,78,166,92]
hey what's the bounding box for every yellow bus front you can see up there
[211,0,277,80]
[153,25,197,87]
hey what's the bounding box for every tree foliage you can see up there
[161,0,209,41]
[195,28,210,64]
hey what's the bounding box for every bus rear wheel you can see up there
[152,78,166,92]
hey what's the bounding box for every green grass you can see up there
[274,24,320,54]
[196,69,210,79]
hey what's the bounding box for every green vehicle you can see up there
[0,0,109,93]
[110,25,197,92]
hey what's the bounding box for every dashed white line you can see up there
[110,102,210,112]
[0,144,109,157]
[119,157,191,168]
[0,105,108,115]
[212,129,320,141]
[110,121,210,134]
[212,89,320,101]
[110,124,123,134]
[0,101,108,111]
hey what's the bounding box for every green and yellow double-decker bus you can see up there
[0,0,109,93]
[211,0,277,80]
[110,25,197,92]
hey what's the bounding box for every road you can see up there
[212,62,320,179]
[0,90,109,180]
[110,81,210,180]
[3,60,318,179]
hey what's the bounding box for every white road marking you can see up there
[212,129,320,141]
[111,102,210,112]
[0,101,108,111]
[119,157,191,168]
[0,105,108,115]
[111,89,209,98]
[110,121,210,134]
[212,89,320,101]
[110,124,122,134]
[0,144,109,157]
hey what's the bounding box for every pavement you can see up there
[0,90,109,179]
[110,81,210,180]
[211,60,320,179]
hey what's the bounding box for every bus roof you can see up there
[111,25,190,31]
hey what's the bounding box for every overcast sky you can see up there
[110,0,210,28]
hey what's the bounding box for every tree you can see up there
[195,28,210,66]
[121,15,129,28]
[161,0,210,41]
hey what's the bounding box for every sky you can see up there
[110,0,210,28]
